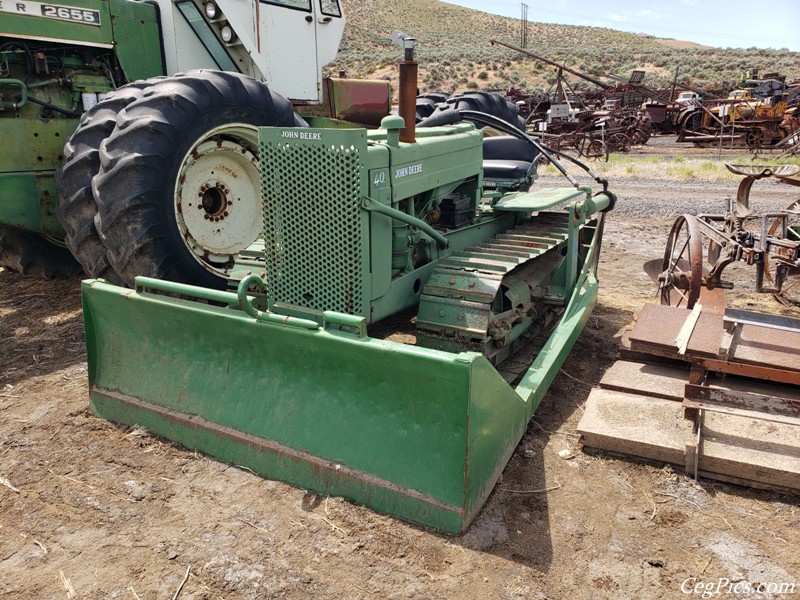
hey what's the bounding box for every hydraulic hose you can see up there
[26,95,81,117]
[457,109,610,189]
[420,105,610,192]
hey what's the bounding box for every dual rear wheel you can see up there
[55,70,305,288]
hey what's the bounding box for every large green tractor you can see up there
[0,0,395,285]
[4,1,618,533]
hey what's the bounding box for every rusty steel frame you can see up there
[683,383,800,427]
[691,358,800,387]
[628,304,800,385]
[659,166,800,307]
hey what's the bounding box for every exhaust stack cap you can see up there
[391,30,416,50]
[391,30,416,61]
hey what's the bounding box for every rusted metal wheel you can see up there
[630,121,652,147]
[778,271,800,306]
[659,215,703,309]
[548,132,565,151]
[746,129,766,155]
[588,139,608,161]
[579,135,606,160]
[683,111,702,132]
[608,132,632,153]
[767,199,800,237]
[563,134,577,152]
[561,131,582,153]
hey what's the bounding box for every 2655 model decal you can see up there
[0,0,101,26]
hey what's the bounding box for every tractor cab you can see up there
[157,0,345,102]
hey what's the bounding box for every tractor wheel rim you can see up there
[175,124,261,276]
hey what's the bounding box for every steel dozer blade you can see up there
[82,254,599,533]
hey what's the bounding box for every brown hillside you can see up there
[330,0,800,96]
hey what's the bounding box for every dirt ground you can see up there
[2,148,799,599]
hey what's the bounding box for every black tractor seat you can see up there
[482,136,540,190]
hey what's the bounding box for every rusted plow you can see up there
[650,164,800,308]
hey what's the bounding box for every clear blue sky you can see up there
[443,0,800,52]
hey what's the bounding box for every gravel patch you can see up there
[536,174,798,218]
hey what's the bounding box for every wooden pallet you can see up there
[577,304,800,494]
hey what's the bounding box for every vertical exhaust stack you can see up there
[392,30,417,143]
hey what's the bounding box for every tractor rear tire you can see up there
[55,81,157,283]
[0,225,82,278]
[93,70,306,289]
[415,92,449,121]
[448,92,526,131]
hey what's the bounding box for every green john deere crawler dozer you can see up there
[81,36,615,533]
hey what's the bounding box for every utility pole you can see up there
[520,3,528,48]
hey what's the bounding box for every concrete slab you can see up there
[701,410,800,491]
[577,389,690,465]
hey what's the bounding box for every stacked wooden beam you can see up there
[577,303,800,493]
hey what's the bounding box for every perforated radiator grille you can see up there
[260,132,365,315]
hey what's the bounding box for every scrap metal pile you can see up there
[541,111,651,160]
[676,77,800,155]
[493,41,800,159]
[492,40,653,159]
[523,91,653,161]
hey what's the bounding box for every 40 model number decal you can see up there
[0,0,101,26]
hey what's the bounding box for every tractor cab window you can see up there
[319,0,342,17]
[263,0,311,11]
[175,1,237,72]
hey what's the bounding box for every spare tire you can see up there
[93,70,307,289]
[447,92,526,130]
